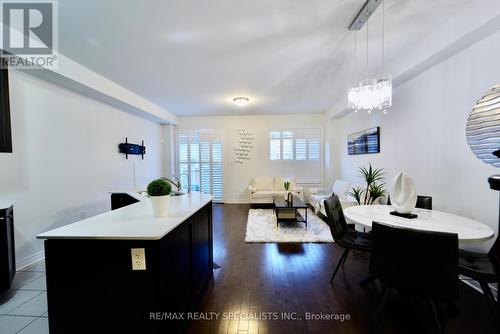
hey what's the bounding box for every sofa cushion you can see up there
[274,177,296,191]
[253,177,274,191]
[252,190,287,198]
[316,197,358,215]
[309,193,329,203]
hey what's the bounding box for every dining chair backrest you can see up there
[386,195,433,210]
[324,195,348,240]
[369,222,459,300]
[416,196,432,210]
[488,236,500,273]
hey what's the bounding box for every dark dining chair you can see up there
[324,195,371,285]
[458,236,499,315]
[387,195,433,210]
[370,222,459,333]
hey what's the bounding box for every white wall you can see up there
[323,113,341,189]
[177,114,325,203]
[329,28,500,251]
[0,70,163,265]
[161,124,176,178]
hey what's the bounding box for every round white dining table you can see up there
[344,205,494,243]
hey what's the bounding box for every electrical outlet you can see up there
[131,248,146,271]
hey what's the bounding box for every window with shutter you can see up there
[268,128,322,184]
[175,130,223,201]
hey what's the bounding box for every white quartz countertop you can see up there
[37,191,212,240]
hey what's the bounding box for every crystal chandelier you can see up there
[347,0,392,114]
[348,75,392,112]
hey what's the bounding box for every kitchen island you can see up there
[37,191,213,334]
[0,200,15,295]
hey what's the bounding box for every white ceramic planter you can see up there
[150,195,170,217]
[391,172,417,214]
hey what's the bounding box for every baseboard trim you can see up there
[223,200,252,204]
[16,250,45,271]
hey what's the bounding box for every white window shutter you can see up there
[268,128,322,185]
[176,129,223,202]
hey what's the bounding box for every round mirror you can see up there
[466,85,500,167]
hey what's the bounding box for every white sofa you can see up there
[309,180,359,217]
[248,177,303,203]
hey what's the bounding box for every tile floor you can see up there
[0,260,49,334]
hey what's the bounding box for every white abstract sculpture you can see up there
[391,172,417,214]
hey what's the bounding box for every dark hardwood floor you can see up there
[188,204,497,334]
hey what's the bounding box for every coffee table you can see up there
[273,196,308,228]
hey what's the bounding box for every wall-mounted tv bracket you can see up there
[118,137,146,159]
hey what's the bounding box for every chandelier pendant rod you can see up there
[382,0,385,71]
[354,31,358,113]
[366,19,369,80]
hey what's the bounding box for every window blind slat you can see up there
[295,139,307,160]
[309,139,320,161]
[269,131,281,160]
[211,141,223,200]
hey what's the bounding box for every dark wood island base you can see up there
[43,200,213,334]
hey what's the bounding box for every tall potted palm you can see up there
[349,164,386,205]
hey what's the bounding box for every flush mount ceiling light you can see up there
[233,97,250,107]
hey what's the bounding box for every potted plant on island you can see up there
[147,179,172,217]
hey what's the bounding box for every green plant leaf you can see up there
[358,163,385,204]
[368,182,387,204]
[349,186,364,205]
[147,179,172,196]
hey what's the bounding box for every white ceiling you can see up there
[58,0,471,116]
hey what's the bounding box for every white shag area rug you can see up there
[245,208,334,243]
